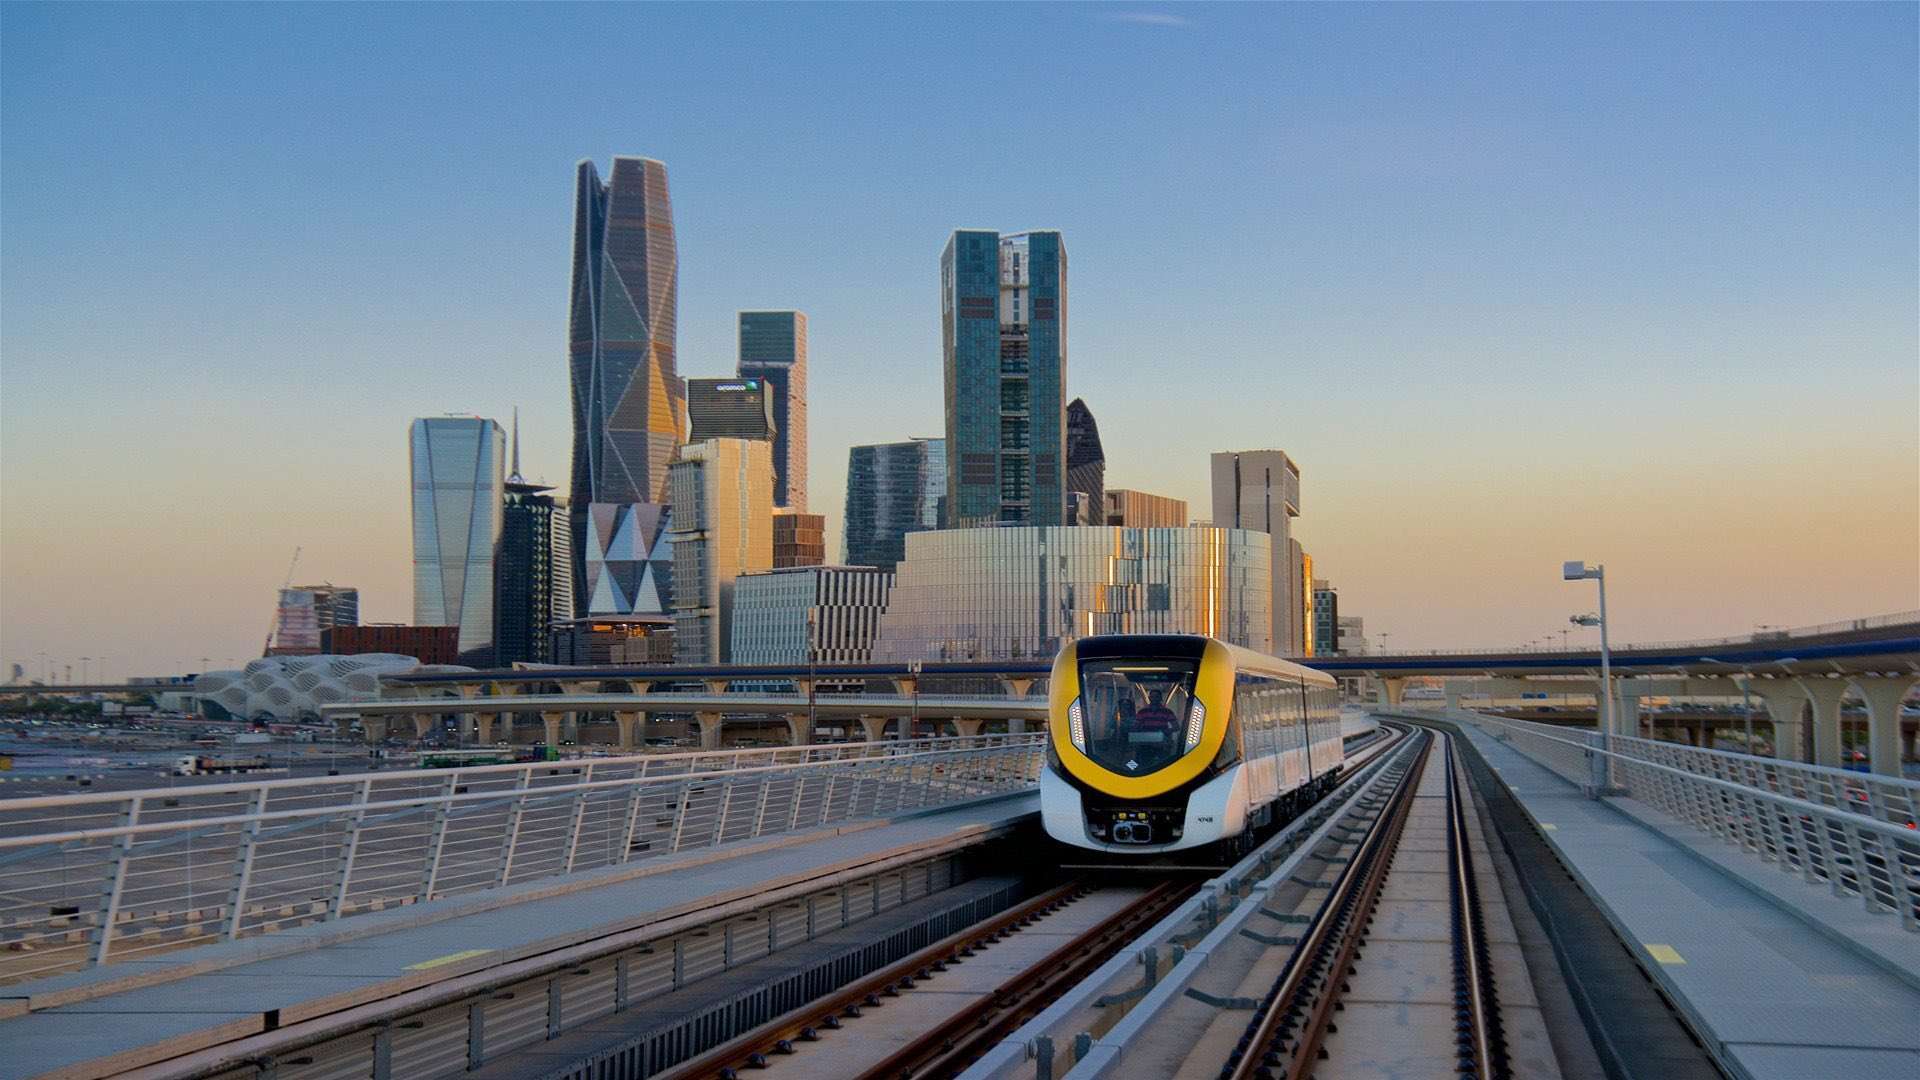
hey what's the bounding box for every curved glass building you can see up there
[872,526,1272,662]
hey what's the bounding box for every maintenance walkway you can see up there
[1424,709,1920,1080]
[0,789,1041,1080]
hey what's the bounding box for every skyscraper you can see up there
[941,230,1066,528]
[569,156,684,616]
[410,416,506,664]
[1064,398,1105,525]
[668,438,774,664]
[844,437,945,572]
[737,311,807,511]
[1210,449,1302,656]
[495,413,574,666]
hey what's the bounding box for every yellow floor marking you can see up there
[1645,944,1685,965]
[1539,823,1557,831]
[406,948,494,971]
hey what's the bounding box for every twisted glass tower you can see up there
[569,157,684,615]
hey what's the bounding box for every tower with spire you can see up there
[494,408,575,665]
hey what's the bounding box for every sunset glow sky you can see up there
[3,3,1915,680]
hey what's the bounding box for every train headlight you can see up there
[1184,700,1206,751]
[1068,697,1086,751]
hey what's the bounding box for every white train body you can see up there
[1041,634,1344,854]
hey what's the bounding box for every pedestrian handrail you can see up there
[1436,710,1920,932]
[0,734,1045,985]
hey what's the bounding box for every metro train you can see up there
[1041,634,1345,856]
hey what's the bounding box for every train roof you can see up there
[1068,634,1336,687]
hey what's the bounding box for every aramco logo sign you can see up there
[714,380,760,392]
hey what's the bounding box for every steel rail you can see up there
[1445,737,1506,1079]
[1222,731,1434,1080]
[653,881,1095,1080]
[852,880,1202,1080]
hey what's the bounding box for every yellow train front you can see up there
[1041,634,1344,856]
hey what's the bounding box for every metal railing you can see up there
[1444,710,1920,932]
[1350,609,1918,658]
[0,734,1044,984]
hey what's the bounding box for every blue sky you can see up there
[3,2,1915,678]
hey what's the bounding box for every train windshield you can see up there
[1076,658,1202,777]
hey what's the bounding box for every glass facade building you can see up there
[496,477,573,666]
[1211,450,1303,657]
[844,437,945,572]
[410,417,506,664]
[686,376,776,441]
[737,311,807,511]
[730,566,895,666]
[872,526,1272,662]
[569,156,684,615]
[1311,579,1340,657]
[1064,398,1105,525]
[941,230,1066,528]
[668,438,774,664]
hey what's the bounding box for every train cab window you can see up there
[1076,658,1202,777]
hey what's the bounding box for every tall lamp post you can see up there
[1566,557,1612,753]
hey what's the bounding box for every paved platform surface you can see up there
[1456,723,1920,1080]
[0,792,1038,1080]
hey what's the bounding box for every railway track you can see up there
[1217,732,1508,1080]
[966,726,1539,1080]
[660,877,1202,1080]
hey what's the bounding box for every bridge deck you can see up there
[0,792,1039,1080]
[1454,721,1920,1080]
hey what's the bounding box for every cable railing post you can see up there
[224,786,271,941]
[561,762,595,875]
[91,795,142,965]
[617,776,647,865]
[418,772,461,902]
[493,769,534,889]
[328,777,376,920]
[709,777,737,847]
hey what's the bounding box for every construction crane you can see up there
[261,546,302,657]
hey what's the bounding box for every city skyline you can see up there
[3,4,1916,678]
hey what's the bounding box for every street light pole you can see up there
[1564,561,1616,788]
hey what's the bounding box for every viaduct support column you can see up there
[1748,681,1806,762]
[541,711,565,749]
[614,711,642,751]
[1852,677,1916,778]
[364,717,389,744]
[785,716,813,746]
[951,718,984,738]
[1374,677,1407,708]
[1614,683,1645,742]
[695,712,723,750]
[1442,680,1463,710]
[412,713,434,741]
[859,717,889,742]
[1797,678,1848,769]
[475,713,496,745]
